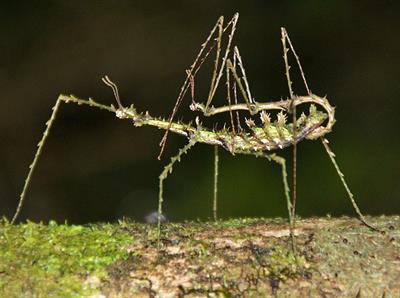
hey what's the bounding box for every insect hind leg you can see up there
[261,153,296,252]
[321,138,379,231]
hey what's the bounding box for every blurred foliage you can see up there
[1,1,399,223]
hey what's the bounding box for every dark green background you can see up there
[2,1,399,223]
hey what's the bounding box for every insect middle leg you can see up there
[157,140,197,247]
[213,145,219,221]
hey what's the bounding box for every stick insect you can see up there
[11,13,377,249]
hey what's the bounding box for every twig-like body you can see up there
[59,94,331,154]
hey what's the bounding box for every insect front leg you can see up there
[11,97,63,224]
[11,93,119,224]
[157,140,197,248]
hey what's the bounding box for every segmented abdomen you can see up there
[192,104,328,154]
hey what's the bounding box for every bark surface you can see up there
[1,216,399,297]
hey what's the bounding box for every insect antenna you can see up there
[102,76,124,110]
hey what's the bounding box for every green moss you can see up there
[0,219,132,297]
[263,248,309,282]
[1,216,398,297]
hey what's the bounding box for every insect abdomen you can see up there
[206,104,328,154]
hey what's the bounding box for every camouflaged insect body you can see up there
[116,93,333,155]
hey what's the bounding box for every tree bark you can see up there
[106,216,399,297]
[1,216,399,297]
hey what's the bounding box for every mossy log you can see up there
[1,216,399,297]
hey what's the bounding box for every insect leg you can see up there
[204,13,239,112]
[232,51,242,131]
[267,153,297,253]
[159,15,224,158]
[204,46,257,117]
[11,91,121,224]
[280,27,298,231]
[11,97,63,224]
[281,27,311,96]
[321,138,379,231]
[233,47,254,105]
[213,145,219,221]
[159,14,239,158]
[225,47,256,114]
[157,140,197,247]
[282,29,376,231]
[225,51,237,133]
